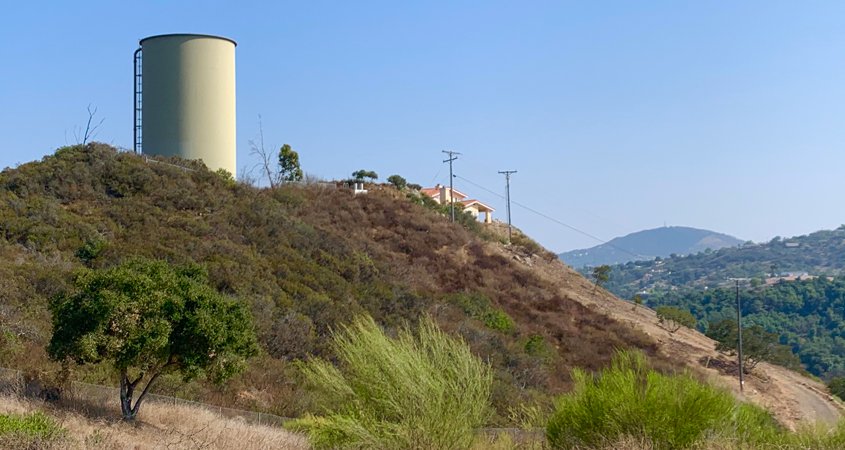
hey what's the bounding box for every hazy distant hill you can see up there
[602,226,845,300]
[559,226,744,267]
[597,226,845,379]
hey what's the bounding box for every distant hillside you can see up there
[601,226,845,299]
[597,228,845,379]
[559,226,744,267]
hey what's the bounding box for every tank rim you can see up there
[140,33,237,47]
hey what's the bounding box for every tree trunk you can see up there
[119,372,137,421]
[130,372,161,419]
[118,370,163,421]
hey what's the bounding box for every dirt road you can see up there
[500,245,842,429]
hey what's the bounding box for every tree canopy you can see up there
[591,265,611,292]
[48,258,258,420]
[655,306,696,332]
[278,144,303,183]
[352,169,378,181]
[387,174,407,190]
[706,319,801,373]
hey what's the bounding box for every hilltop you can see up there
[0,144,838,434]
[0,144,668,423]
[559,226,743,267]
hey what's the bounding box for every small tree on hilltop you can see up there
[591,265,611,292]
[631,294,644,309]
[352,169,378,182]
[387,174,407,190]
[48,258,258,421]
[655,305,697,333]
[279,144,303,183]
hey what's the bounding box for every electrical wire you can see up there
[454,174,647,260]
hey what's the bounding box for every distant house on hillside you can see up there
[765,272,815,285]
[421,184,494,223]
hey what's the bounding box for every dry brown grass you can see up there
[0,394,309,449]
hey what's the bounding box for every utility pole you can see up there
[731,278,745,393]
[442,150,460,222]
[498,170,517,243]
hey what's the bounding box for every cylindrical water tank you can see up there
[139,34,236,174]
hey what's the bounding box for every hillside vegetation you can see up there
[559,226,743,267]
[642,277,845,379]
[595,226,845,380]
[602,226,845,298]
[0,143,669,424]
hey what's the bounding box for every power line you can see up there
[442,150,461,222]
[454,174,646,260]
[729,278,745,393]
[498,170,517,243]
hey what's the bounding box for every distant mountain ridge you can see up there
[601,225,845,300]
[559,226,744,267]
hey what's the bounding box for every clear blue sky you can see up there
[1,1,844,252]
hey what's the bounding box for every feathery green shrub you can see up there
[545,350,776,449]
[289,315,493,449]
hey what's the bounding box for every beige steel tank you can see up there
[138,34,237,174]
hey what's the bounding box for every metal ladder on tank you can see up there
[133,48,143,154]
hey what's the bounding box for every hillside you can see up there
[0,144,672,424]
[2,144,841,434]
[559,226,743,267]
[500,238,842,429]
[591,226,845,382]
[601,226,845,298]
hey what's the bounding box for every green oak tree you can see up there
[352,169,378,182]
[48,258,258,420]
[706,319,800,372]
[387,174,407,190]
[655,305,697,332]
[278,144,303,183]
[592,265,611,292]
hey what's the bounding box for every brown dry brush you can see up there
[0,144,675,424]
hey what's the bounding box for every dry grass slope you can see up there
[0,394,308,449]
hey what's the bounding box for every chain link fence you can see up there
[0,367,23,396]
[2,367,545,444]
[0,366,287,427]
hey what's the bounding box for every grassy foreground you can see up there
[0,394,308,449]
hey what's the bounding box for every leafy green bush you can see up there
[0,411,65,439]
[655,305,697,332]
[289,315,493,449]
[524,334,550,357]
[448,292,515,333]
[387,174,407,190]
[829,377,845,401]
[545,349,767,449]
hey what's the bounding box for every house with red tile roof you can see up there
[421,184,495,223]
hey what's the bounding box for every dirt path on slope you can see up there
[499,246,842,429]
